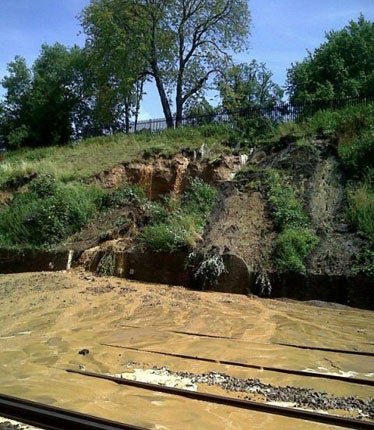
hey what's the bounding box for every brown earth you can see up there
[0,269,373,429]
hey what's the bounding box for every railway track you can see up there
[100,342,374,386]
[0,393,147,430]
[118,324,374,357]
[67,369,374,429]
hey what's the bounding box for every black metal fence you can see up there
[129,96,373,133]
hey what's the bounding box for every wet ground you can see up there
[0,269,373,429]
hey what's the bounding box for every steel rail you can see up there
[67,369,374,430]
[118,324,374,356]
[274,342,374,357]
[100,342,374,387]
[0,393,147,430]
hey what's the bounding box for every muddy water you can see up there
[0,270,373,429]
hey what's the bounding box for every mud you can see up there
[0,269,373,429]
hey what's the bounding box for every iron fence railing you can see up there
[127,96,373,134]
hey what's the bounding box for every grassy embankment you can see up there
[0,103,372,275]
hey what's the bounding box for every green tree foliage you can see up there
[286,15,374,102]
[81,0,250,127]
[0,175,104,247]
[0,56,33,148]
[80,0,146,133]
[0,44,90,148]
[216,60,283,139]
[218,60,284,112]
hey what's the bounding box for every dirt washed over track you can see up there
[0,269,373,429]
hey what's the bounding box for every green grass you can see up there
[266,169,308,230]
[265,169,319,273]
[0,126,229,188]
[346,181,374,242]
[0,175,105,248]
[274,227,320,273]
[138,178,218,252]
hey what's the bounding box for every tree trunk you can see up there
[175,74,183,127]
[154,74,174,128]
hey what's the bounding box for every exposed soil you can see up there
[0,141,372,308]
[0,269,373,429]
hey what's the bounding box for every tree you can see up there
[216,60,283,140]
[0,44,90,148]
[81,0,146,133]
[81,0,250,127]
[286,15,374,103]
[0,56,33,148]
[30,43,87,145]
[217,60,283,112]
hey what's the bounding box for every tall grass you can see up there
[265,169,319,273]
[346,181,374,242]
[0,126,229,188]
[138,178,218,252]
[0,175,105,248]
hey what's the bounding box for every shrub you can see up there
[305,103,374,140]
[352,246,374,276]
[138,179,217,252]
[145,201,170,224]
[266,170,308,230]
[338,133,374,179]
[346,182,374,242]
[139,215,199,252]
[0,175,104,247]
[100,184,145,209]
[275,228,319,273]
[183,177,218,218]
[188,251,226,288]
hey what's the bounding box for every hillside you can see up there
[0,103,373,308]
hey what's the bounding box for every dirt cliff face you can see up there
[0,140,372,308]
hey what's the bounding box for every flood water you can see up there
[0,269,373,429]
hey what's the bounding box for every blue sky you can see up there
[0,0,373,119]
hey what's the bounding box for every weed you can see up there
[275,228,319,273]
[352,246,374,276]
[338,132,374,179]
[266,170,308,230]
[97,252,115,276]
[187,250,227,288]
[255,271,272,296]
[264,169,319,273]
[0,175,104,247]
[100,184,145,209]
[138,179,217,252]
[346,182,374,241]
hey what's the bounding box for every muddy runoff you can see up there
[0,269,373,429]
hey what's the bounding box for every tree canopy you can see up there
[286,15,374,103]
[0,44,90,148]
[217,60,284,113]
[81,0,251,127]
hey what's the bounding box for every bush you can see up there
[305,103,374,140]
[0,175,104,247]
[338,133,374,179]
[275,228,319,273]
[138,179,217,252]
[352,246,374,276]
[183,177,218,218]
[139,215,199,252]
[346,182,374,241]
[100,184,145,209]
[264,169,319,273]
[266,170,308,230]
[188,251,226,288]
